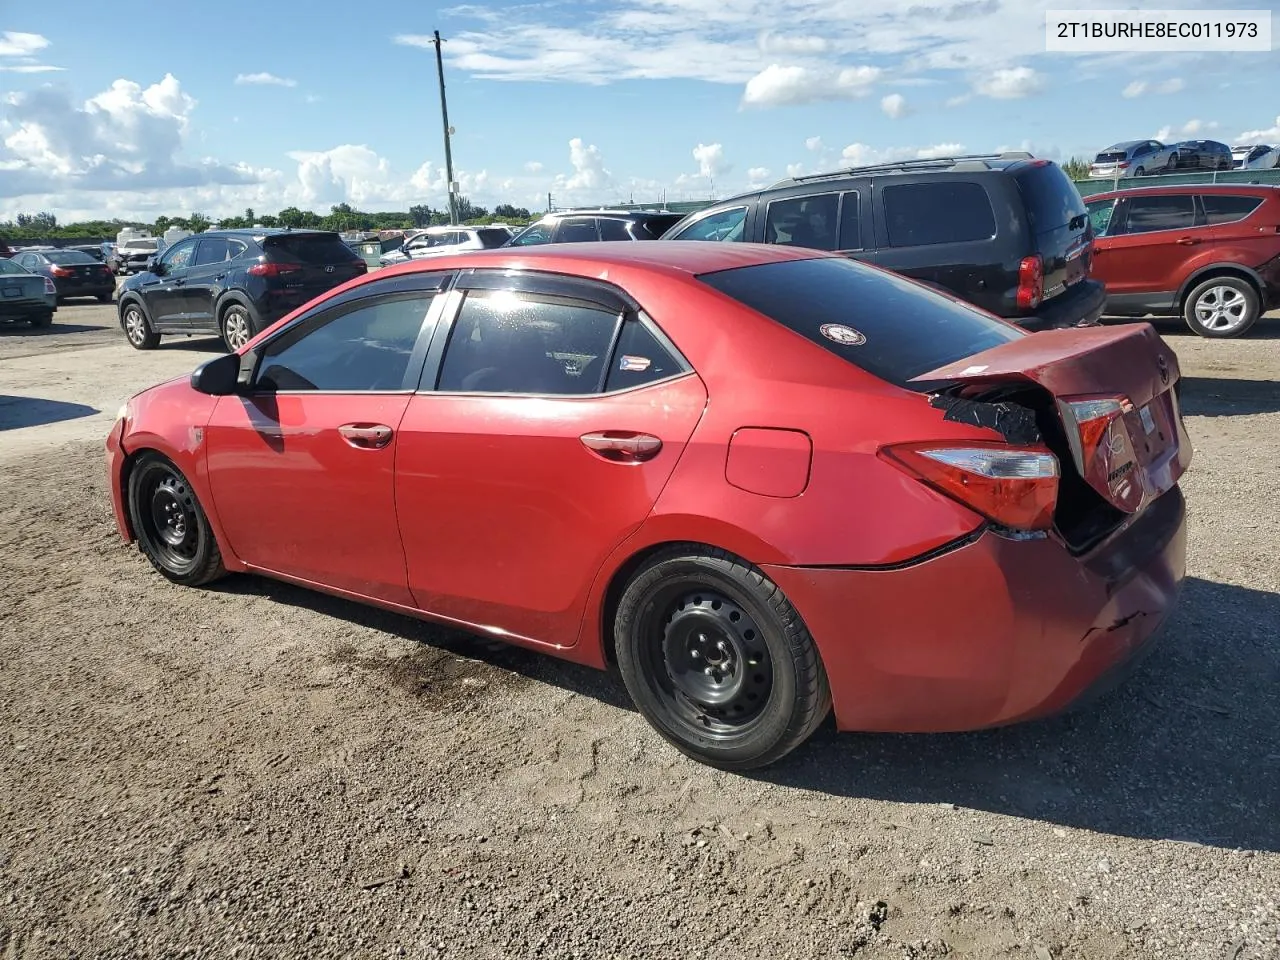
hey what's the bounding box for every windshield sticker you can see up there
[819,323,866,346]
[619,355,652,372]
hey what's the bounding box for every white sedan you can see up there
[379,225,516,266]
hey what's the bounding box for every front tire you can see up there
[220,304,254,352]
[1183,276,1260,338]
[126,454,226,586]
[614,546,831,770]
[121,301,160,350]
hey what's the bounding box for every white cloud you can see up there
[785,162,805,178]
[234,72,298,88]
[805,136,823,152]
[1155,119,1220,141]
[692,142,730,180]
[747,165,771,185]
[0,65,65,74]
[1122,78,1184,98]
[974,66,1043,99]
[551,137,611,200]
[0,32,49,57]
[946,93,972,107]
[1239,116,1280,141]
[881,93,908,118]
[757,31,829,54]
[841,142,966,166]
[742,64,880,107]
[524,160,544,173]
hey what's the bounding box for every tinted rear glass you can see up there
[1014,163,1087,232]
[46,251,97,264]
[882,181,996,247]
[1095,151,1127,163]
[1200,194,1264,224]
[698,257,1021,388]
[635,214,684,238]
[477,228,511,248]
[266,234,357,264]
[0,259,28,275]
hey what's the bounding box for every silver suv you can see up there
[1088,140,1180,179]
[379,225,515,266]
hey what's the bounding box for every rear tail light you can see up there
[879,442,1060,531]
[1117,161,1130,168]
[49,265,73,277]
[247,261,302,277]
[1017,254,1043,310]
[43,278,56,294]
[352,259,368,273]
[1057,395,1142,512]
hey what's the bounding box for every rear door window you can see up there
[598,219,632,241]
[882,182,997,246]
[192,237,232,266]
[554,219,601,243]
[698,256,1020,388]
[1116,195,1195,234]
[437,291,621,394]
[764,193,840,250]
[1199,194,1264,225]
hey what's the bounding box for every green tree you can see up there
[1062,156,1091,181]
[187,212,212,234]
[494,204,531,220]
[409,204,434,228]
[277,206,308,228]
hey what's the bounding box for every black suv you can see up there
[117,229,367,351]
[661,153,1105,331]
[504,209,686,246]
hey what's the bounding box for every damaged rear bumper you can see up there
[761,485,1186,733]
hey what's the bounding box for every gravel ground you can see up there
[2,302,1279,959]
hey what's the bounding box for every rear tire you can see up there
[127,454,226,587]
[1133,166,1145,178]
[1183,276,1259,338]
[613,546,831,770]
[220,304,254,352]
[121,301,160,350]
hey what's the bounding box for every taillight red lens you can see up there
[247,261,302,277]
[43,278,56,294]
[1057,395,1143,513]
[880,442,1060,531]
[49,265,73,277]
[352,258,368,273]
[1016,254,1043,310]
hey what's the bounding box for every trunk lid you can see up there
[913,324,1192,519]
[0,274,47,302]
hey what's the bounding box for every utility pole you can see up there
[429,30,458,225]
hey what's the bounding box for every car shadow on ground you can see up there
[216,573,1278,852]
[160,337,224,353]
[0,323,103,337]
[0,395,99,430]
[1178,376,1280,416]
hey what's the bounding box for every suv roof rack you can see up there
[769,151,1036,187]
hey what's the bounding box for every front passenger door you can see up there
[204,280,448,603]
[140,238,198,329]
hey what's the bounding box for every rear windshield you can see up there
[1095,151,1127,163]
[0,259,29,275]
[45,250,97,264]
[1014,162,1087,232]
[698,256,1021,388]
[476,228,511,248]
[635,214,685,239]
[266,234,358,264]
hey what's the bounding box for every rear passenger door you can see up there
[868,179,1002,310]
[394,271,708,648]
[761,189,867,255]
[185,236,245,331]
[552,217,601,243]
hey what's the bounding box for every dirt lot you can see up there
[2,302,1279,960]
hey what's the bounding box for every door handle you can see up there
[580,431,662,463]
[1175,236,1199,246]
[339,423,394,449]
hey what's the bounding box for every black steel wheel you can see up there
[614,546,831,770]
[126,454,226,586]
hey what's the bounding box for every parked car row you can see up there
[8,248,116,303]
[0,255,58,327]
[1090,138,1280,179]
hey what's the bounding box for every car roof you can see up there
[539,210,678,220]
[205,228,335,238]
[375,240,823,279]
[1087,183,1280,200]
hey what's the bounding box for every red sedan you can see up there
[106,243,1191,769]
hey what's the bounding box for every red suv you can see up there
[1086,184,1280,337]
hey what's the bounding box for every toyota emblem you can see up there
[324,265,335,273]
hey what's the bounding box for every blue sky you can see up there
[1,0,1278,220]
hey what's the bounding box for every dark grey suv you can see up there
[661,153,1105,331]
[504,210,686,246]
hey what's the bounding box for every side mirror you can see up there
[190,352,242,396]
[148,258,165,276]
